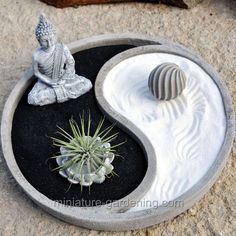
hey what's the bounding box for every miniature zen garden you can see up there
[1,14,234,231]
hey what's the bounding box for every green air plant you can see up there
[51,115,124,188]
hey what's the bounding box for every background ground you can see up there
[0,0,235,235]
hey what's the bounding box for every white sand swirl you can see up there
[173,77,206,161]
[158,178,190,203]
[109,76,188,124]
[158,94,187,122]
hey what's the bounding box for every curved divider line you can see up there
[95,76,158,212]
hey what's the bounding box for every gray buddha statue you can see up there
[28,14,92,106]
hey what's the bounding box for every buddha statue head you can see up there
[35,14,57,51]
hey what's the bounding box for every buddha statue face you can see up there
[39,34,56,51]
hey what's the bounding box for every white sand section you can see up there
[103,53,226,211]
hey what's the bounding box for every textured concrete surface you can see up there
[0,0,235,235]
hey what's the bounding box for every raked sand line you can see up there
[173,76,206,161]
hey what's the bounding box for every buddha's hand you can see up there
[51,80,65,88]
[57,79,66,85]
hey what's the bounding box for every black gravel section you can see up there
[12,45,147,207]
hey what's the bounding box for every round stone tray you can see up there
[1,34,235,231]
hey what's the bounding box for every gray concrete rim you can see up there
[1,34,235,231]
